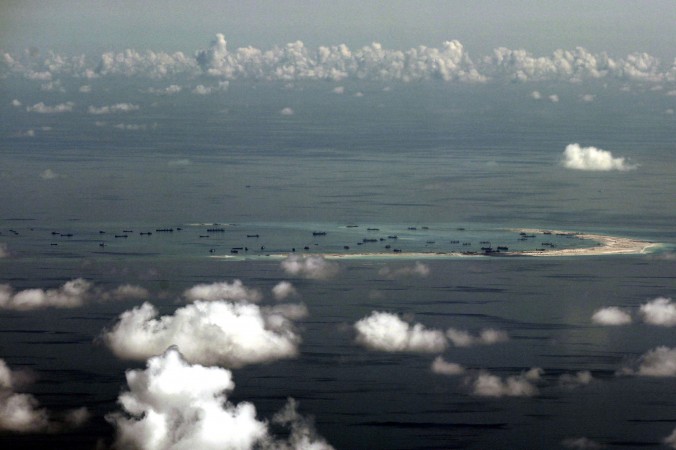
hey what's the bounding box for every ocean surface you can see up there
[1,78,675,449]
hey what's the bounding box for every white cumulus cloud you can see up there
[0,358,89,433]
[354,311,447,353]
[591,306,632,325]
[620,346,676,377]
[102,300,301,368]
[106,347,333,450]
[469,368,542,397]
[0,279,148,311]
[558,370,593,389]
[639,297,676,326]
[281,254,339,280]
[561,143,637,171]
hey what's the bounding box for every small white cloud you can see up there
[620,346,676,377]
[591,306,632,325]
[558,370,593,389]
[469,368,542,397]
[332,86,345,94]
[40,169,59,180]
[665,108,674,115]
[11,99,21,107]
[640,297,676,326]
[26,101,74,113]
[78,85,91,93]
[183,279,262,303]
[192,84,212,95]
[530,90,542,100]
[666,90,676,97]
[446,328,508,347]
[354,311,447,353]
[548,94,559,103]
[378,262,430,279]
[281,254,339,280]
[580,94,596,102]
[102,300,301,368]
[272,281,297,301]
[431,356,465,376]
[561,437,605,449]
[88,103,139,114]
[280,107,294,115]
[167,158,191,166]
[562,143,637,171]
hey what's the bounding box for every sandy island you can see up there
[211,229,659,260]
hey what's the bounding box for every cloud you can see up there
[272,281,297,301]
[558,370,593,389]
[0,358,89,433]
[281,254,339,280]
[430,356,465,376]
[0,279,148,311]
[167,158,191,167]
[106,347,333,450]
[332,86,345,94]
[639,297,676,326]
[11,99,22,107]
[0,244,8,258]
[665,428,676,449]
[102,300,301,368]
[620,346,676,377]
[87,103,139,114]
[378,262,430,279]
[548,94,560,103]
[40,168,59,180]
[561,437,605,449]
[280,107,294,115]
[530,90,542,100]
[468,368,542,397]
[354,311,447,353]
[183,279,262,303]
[78,84,91,93]
[445,328,509,347]
[147,84,182,95]
[26,101,74,113]
[113,123,147,130]
[561,143,637,171]
[591,306,632,325]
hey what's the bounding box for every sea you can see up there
[1,77,675,449]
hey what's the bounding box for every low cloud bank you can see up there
[354,311,447,353]
[107,347,333,450]
[0,359,89,433]
[4,35,675,85]
[561,143,637,171]
[0,279,148,311]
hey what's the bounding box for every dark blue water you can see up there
[1,79,675,448]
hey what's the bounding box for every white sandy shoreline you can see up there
[210,228,659,260]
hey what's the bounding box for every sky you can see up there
[2,0,676,59]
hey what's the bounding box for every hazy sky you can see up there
[2,0,675,58]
